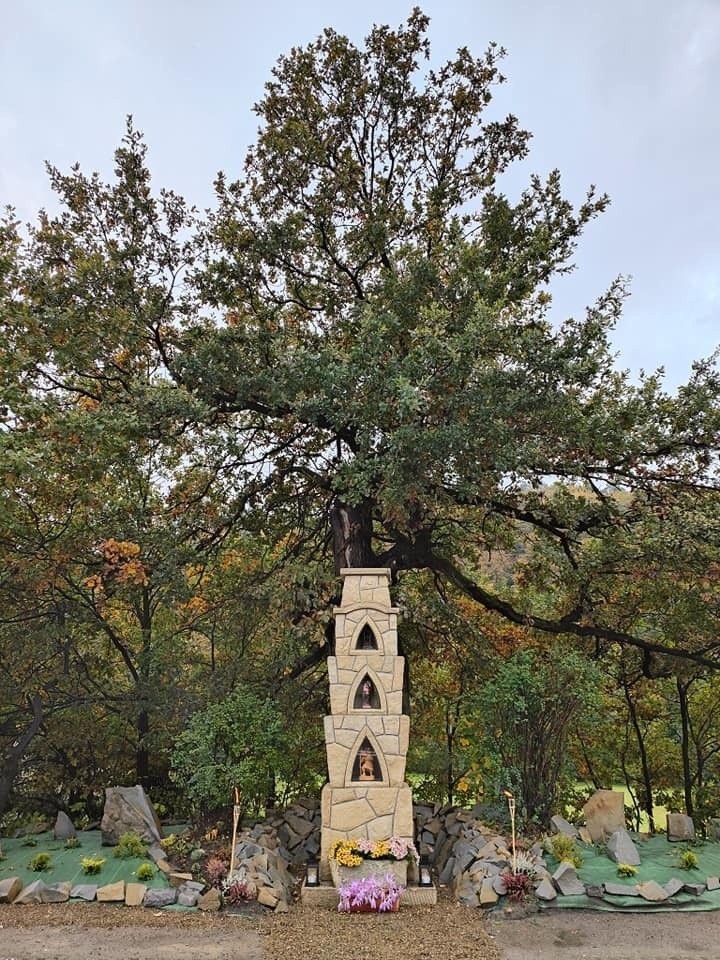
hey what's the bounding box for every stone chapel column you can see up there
[319,568,413,880]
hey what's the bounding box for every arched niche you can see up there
[351,671,384,712]
[347,729,387,784]
[352,620,380,652]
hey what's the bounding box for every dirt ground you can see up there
[2,901,720,960]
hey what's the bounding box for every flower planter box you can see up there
[330,858,408,887]
[348,900,399,913]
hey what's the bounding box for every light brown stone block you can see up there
[125,882,146,906]
[97,881,125,902]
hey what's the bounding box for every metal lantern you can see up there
[305,858,320,887]
[418,856,433,887]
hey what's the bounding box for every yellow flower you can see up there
[371,840,389,858]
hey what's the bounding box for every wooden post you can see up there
[229,786,241,876]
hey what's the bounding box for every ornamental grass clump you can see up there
[616,863,637,878]
[114,832,146,859]
[29,852,51,872]
[81,856,105,875]
[328,836,419,867]
[337,872,404,912]
[136,863,154,881]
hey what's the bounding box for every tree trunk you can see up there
[622,677,656,832]
[0,694,43,817]
[330,499,375,571]
[677,677,694,818]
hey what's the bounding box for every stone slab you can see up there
[97,881,125,902]
[125,882,147,906]
[667,813,695,842]
[70,884,97,901]
[582,790,626,844]
[637,880,669,902]
[0,877,23,903]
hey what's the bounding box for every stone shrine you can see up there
[320,568,413,879]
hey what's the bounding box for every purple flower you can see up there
[337,872,405,912]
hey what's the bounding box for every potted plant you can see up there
[337,872,404,912]
[328,836,419,886]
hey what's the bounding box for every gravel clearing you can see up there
[0,893,501,960]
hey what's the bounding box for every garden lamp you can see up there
[305,858,320,887]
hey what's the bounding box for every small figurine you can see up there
[361,678,372,708]
[359,749,376,780]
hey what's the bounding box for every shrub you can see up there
[29,852,51,872]
[676,848,699,871]
[81,856,105,875]
[65,837,80,849]
[616,863,637,878]
[223,879,257,904]
[547,834,583,868]
[504,872,533,902]
[136,863,154,881]
[205,856,229,887]
[160,832,190,857]
[114,832,147,859]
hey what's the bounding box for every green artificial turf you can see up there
[0,830,170,892]
[545,835,720,911]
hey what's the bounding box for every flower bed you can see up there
[328,836,417,888]
[337,872,404,912]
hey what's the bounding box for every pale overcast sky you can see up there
[1,0,718,386]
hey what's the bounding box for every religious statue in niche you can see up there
[353,674,380,710]
[358,749,376,780]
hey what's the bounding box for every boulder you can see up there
[606,828,641,866]
[14,880,48,904]
[550,815,578,838]
[604,882,639,897]
[143,887,178,907]
[683,882,706,895]
[492,875,508,896]
[257,886,279,909]
[97,881,125,902]
[552,861,585,896]
[125,882,147,906]
[54,811,76,840]
[637,880,669,902]
[455,877,479,907]
[198,887,222,911]
[0,877,23,903]
[535,878,557,901]
[582,790,625,843]
[708,819,720,842]
[479,877,499,906]
[666,813,695,843]
[42,882,72,903]
[70,884,97,901]
[101,785,163,845]
[664,877,684,897]
[177,885,201,908]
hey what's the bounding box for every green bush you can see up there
[81,856,105,875]
[136,862,154,881]
[676,848,699,871]
[170,687,287,816]
[65,837,80,849]
[547,833,583,868]
[114,832,147,859]
[29,852,51,872]
[616,863,637,878]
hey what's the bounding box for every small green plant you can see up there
[676,848,699,871]
[114,832,147,859]
[160,832,191,857]
[136,862,154,881]
[21,836,38,847]
[616,863,637,878]
[81,856,106,875]
[65,837,80,849]
[548,834,583,868]
[29,852,52,872]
